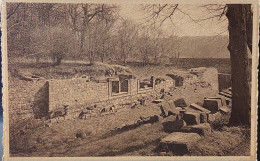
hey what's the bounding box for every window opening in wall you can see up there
[139,76,153,90]
[120,79,128,92]
[112,81,120,93]
[111,75,129,95]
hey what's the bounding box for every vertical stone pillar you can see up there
[107,79,112,100]
[150,76,155,89]
[137,79,140,93]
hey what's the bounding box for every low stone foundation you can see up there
[9,67,220,123]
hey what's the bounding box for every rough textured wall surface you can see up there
[188,67,219,92]
[8,78,47,124]
[48,77,157,112]
[48,78,108,111]
[155,79,174,93]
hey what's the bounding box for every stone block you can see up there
[203,98,222,113]
[219,106,231,114]
[183,111,200,125]
[208,112,222,123]
[208,95,227,107]
[219,92,232,99]
[223,89,232,95]
[200,112,208,123]
[140,115,159,124]
[175,107,186,112]
[181,123,212,136]
[168,100,176,108]
[174,98,187,108]
[153,99,163,104]
[159,102,171,117]
[190,103,210,114]
[168,108,181,118]
[225,97,232,106]
[162,116,186,133]
[160,132,201,155]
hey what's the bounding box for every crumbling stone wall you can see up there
[189,67,219,92]
[155,79,174,93]
[8,78,48,124]
[9,67,219,122]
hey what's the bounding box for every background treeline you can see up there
[7,3,229,66]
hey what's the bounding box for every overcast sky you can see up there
[119,4,229,37]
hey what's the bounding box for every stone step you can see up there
[160,132,201,155]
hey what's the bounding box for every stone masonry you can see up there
[9,67,219,123]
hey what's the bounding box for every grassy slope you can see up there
[10,91,250,157]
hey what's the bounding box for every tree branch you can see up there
[7,3,21,19]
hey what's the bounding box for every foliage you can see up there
[6,3,181,65]
[29,26,78,65]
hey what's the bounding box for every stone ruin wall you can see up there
[48,77,162,112]
[8,78,48,124]
[48,78,109,111]
[8,67,227,125]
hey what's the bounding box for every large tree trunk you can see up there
[226,4,251,125]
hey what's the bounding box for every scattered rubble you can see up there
[190,103,210,114]
[156,87,232,155]
[183,111,201,125]
[203,98,222,113]
[173,98,187,108]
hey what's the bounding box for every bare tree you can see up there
[66,4,118,64]
[117,19,138,65]
[138,26,153,66]
[6,3,21,19]
[226,4,252,125]
[29,26,77,65]
[142,4,253,125]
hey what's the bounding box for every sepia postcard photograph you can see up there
[1,0,258,160]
